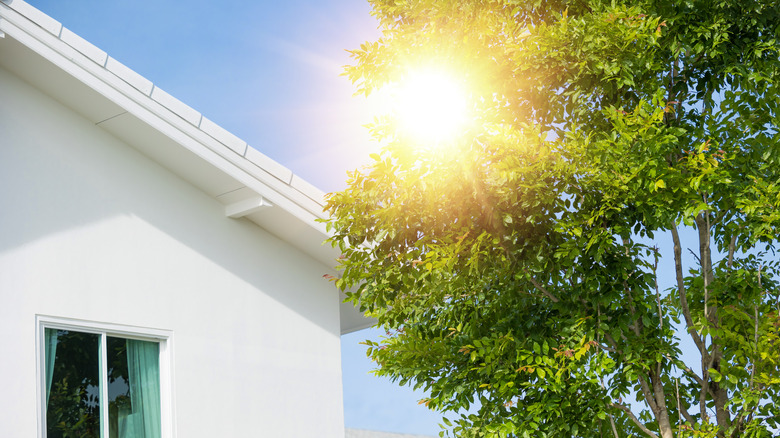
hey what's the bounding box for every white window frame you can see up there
[36,315,175,438]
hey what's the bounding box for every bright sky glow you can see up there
[392,68,471,145]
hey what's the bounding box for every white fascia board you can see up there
[105,56,154,96]
[151,86,202,127]
[200,116,248,156]
[291,174,326,204]
[0,4,331,238]
[1,0,61,36]
[245,146,294,184]
[59,27,107,66]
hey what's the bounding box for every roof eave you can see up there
[0,0,371,334]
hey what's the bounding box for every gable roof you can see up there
[0,0,371,334]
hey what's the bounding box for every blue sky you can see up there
[29,0,383,193]
[24,0,442,435]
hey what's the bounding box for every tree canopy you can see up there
[326,1,780,437]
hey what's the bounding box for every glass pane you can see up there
[106,337,129,438]
[45,329,101,438]
[107,337,161,438]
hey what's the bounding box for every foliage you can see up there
[46,331,132,437]
[47,331,101,438]
[329,0,780,437]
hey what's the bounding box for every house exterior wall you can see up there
[0,64,345,437]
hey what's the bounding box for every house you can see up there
[0,0,372,436]
[346,429,436,438]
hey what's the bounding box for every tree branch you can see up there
[612,403,660,438]
[652,246,663,330]
[624,286,643,337]
[727,233,737,269]
[671,223,706,354]
[523,269,560,302]
[649,364,675,438]
[696,212,713,323]
[666,353,707,390]
[608,415,620,438]
[695,211,731,432]
[637,374,660,416]
[676,378,697,427]
[603,332,623,355]
[751,266,762,389]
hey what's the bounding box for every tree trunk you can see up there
[695,212,731,434]
[651,367,675,438]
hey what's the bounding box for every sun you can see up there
[392,68,471,145]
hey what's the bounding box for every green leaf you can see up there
[709,369,723,383]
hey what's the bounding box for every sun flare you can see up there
[392,68,471,145]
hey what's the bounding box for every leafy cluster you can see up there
[328,1,780,437]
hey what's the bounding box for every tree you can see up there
[326,1,780,437]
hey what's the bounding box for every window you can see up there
[38,317,171,438]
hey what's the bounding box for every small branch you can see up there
[608,415,620,438]
[675,379,682,433]
[695,210,714,324]
[603,333,623,355]
[727,234,737,269]
[612,403,660,438]
[713,209,728,226]
[524,269,560,302]
[671,223,706,354]
[687,248,702,265]
[730,386,769,438]
[652,246,663,331]
[700,351,717,422]
[681,408,696,430]
[597,304,601,346]
[594,342,618,353]
[624,286,642,336]
[668,354,707,390]
[673,376,698,428]
[751,265,762,389]
[750,303,758,389]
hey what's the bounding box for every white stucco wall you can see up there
[0,64,345,437]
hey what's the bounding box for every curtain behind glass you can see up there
[44,328,58,403]
[125,339,161,438]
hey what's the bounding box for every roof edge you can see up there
[0,0,330,221]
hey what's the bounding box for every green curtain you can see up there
[124,339,161,438]
[44,328,58,403]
